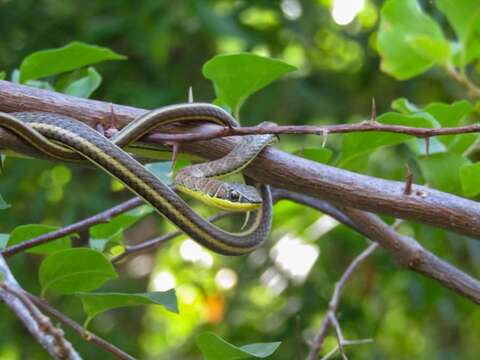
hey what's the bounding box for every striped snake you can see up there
[0,104,275,255]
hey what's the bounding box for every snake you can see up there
[0,103,275,255]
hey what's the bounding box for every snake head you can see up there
[226,184,262,205]
[207,182,262,212]
[176,178,262,212]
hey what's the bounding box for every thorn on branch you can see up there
[404,165,413,195]
[370,97,377,123]
[322,129,329,148]
[225,119,235,133]
[101,104,120,138]
[187,86,194,103]
[166,142,180,171]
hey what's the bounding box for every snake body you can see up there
[0,104,274,255]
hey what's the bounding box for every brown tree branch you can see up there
[0,255,82,360]
[284,192,480,303]
[0,198,143,257]
[116,121,480,142]
[341,207,480,303]
[27,294,136,360]
[1,81,480,240]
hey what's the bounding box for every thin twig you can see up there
[282,193,480,303]
[27,293,136,360]
[404,165,413,195]
[446,65,480,99]
[306,243,378,360]
[342,208,480,303]
[319,339,374,360]
[2,284,76,359]
[112,212,230,264]
[1,198,142,257]
[144,121,480,143]
[0,255,82,359]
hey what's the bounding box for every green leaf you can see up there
[407,137,446,157]
[460,162,480,197]
[10,69,20,83]
[448,133,479,154]
[377,0,448,79]
[437,0,480,65]
[9,68,55,90]
[39,248,117,296]
[63,67,102,98]
[145,162,175,185]
[77,290,178,328]
[19,42,126,83]
[406,35,451,65]
[7,224,71,255]
[90,205,153,240]
[0,194,10,210]
[298,148,332,164]
[0,71,5,80]
[391,99,474,149]
[196,332,281,360]
[24,80,55,91]
[423,100,473,128]
[417,153,470,194]
[391,98,420,114]
[423,100,473,148]
[89,238,116,252]
[203,53,296,117]
[240,343,282,358]
[89,205,152,252]
[0,234,9,249]
[339,112,438,168]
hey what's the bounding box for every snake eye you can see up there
[229,190,240,202]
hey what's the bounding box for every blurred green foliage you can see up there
[1,1,480,359]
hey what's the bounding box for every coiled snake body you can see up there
[0,104,275,255]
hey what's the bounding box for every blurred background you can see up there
[1,0,479,359]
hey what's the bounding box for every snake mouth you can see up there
[176,184,262,212]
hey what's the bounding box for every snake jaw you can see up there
[176,183,261,212]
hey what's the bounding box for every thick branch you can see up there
[282,193,480,304]
[342,208,480,303]
[1,80,480,240]
[0,255,82,359]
